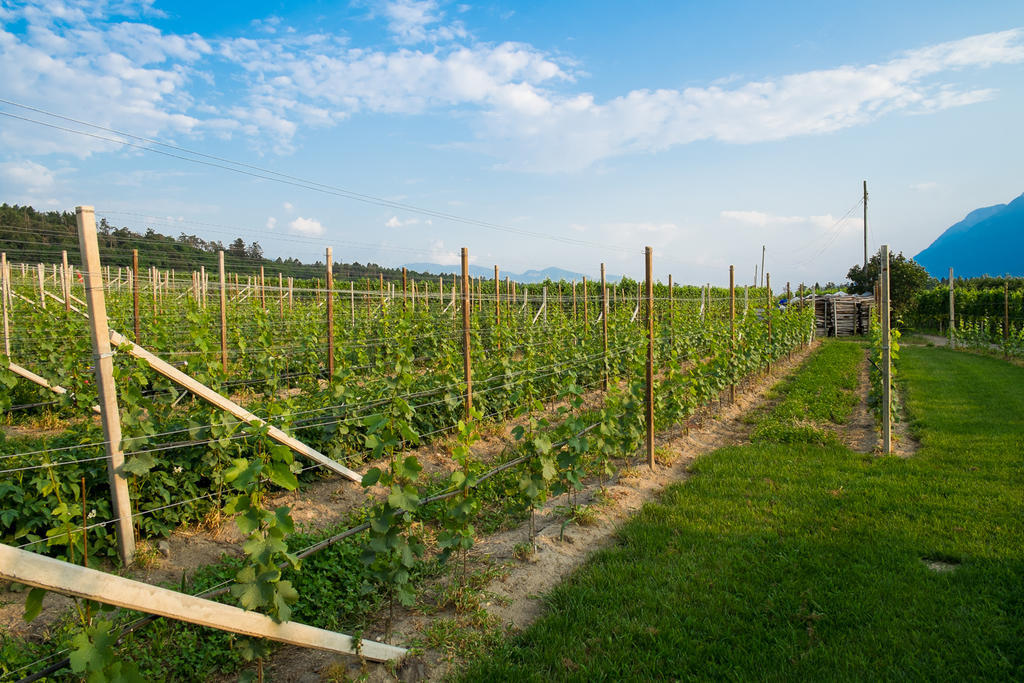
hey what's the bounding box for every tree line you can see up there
[0,204,429,283]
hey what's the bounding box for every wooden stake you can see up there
[729,265,735,403]
[326,248,334,377]
[766,273,772,375]
[350,281,355,325]
[76,206,135,566]
[583,276,589,326]
[62,250,70,313]
[402,267,408,311]
[219,251,228,374]
[667,274,673,336]
[132,250,140,342]
[601,263,608,391]
[645,247,654,469]
[881,245,892,454]
[1003,282,1011,358]
[260,266,266,309]
[278,273,284,320]
[461,248,472,421]
[1,253,9,357]
[494,265,501,350]
[37,263,46,309]
[948,267,955,348]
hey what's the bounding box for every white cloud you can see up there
[0,2,1020,172]
[377,0,468,44]
[385,215,420,227]
[0,159,56,193]
[266,216,277,229]
[426,239,459,265]
[910,181,938,191]
[569,223,587,232]
[722,210,860,233]
[477,29,1024,171]
[289,216,324,235]
[283,202,294,211]
[720,211,803,227]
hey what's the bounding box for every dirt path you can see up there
[264,345,821,682]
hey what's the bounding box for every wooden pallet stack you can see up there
[808,294,874,337]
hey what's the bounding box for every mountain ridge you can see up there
[914,192,1024,278]
[402,262,624,284]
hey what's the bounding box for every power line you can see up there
[0,100,638,256]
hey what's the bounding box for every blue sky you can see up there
[1,0,1023,284]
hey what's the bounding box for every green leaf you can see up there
[23,587,45,622]
[121,453,157,476]
[267,461,299,491]
[361,467,382,488]
[224,459,262,490]
[273,506,295,535]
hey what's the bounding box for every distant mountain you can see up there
[402,262,622,284]
[914,192,1024,278]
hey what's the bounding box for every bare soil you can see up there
[261,345,820,682]
[6,340,922,682]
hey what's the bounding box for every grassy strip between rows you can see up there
[748,339,863,446]
[461,342,1024,681]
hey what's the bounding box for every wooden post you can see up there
[948,267,955,348]
[350,280,355,325]
[1004,281,1010,356]
[729,265,735,403]
[132,250,140,342]
[402,267,408,311]
[572,280,577,320]
[218,251,228,374]
[200,266,206,309]
[881,245,892,455]
[61,250,70,312]
[601,263,609,391]
[668,274,673,336]
[326,248,334,377]
[37,263,46,309]
[494,265,501,349]
[461,248,472,421]
[278,273,284,319]
[645,247,654,469]
[289,277,293,311]
[76,206,135,566]
[260,266,266,309]
[863,180,869,270]
[766,273,772,374]
[1,253,9,357]
[583,276,589,326]
[379,273,384,305]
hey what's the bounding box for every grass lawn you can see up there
[461,343,1024,681]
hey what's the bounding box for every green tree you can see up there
[847,252,933,315]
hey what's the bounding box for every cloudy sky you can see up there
[2,0,1023,284]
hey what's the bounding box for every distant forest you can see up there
[0,203,433,283]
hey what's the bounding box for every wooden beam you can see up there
[108,330,362,482]
[0,543,406,662]
[6,361,102,414]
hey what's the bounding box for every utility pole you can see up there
[760,246,765,288]
[863,180,869,271]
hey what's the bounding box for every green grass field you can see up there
[461,342,1024,681]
